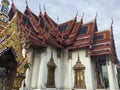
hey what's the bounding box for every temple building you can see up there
[0,0,119,90]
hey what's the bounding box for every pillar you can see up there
[25,47,33,88]
[106,56,119,90]
[84,57,95,90]
[31,49,41,88]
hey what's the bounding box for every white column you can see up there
[106,57,119,90]
[37,52,44,89]
[85,58,95,90]
[25,48,33,87]
[31,49,41,88]
[36,47,50,89]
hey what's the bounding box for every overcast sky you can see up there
[2,0,120,59]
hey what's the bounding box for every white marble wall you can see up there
[24,45,118,90]
[70,49,95,90]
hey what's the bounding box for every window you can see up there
[73,54,86,88]
[47,54,56,88]
[76,70,84,86]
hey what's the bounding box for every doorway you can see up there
[0,48,17,90]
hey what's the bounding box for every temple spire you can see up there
[0,0,9,14]
[0,0,9,24]
[1,0,9,5]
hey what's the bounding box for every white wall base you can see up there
[22,88,115,90]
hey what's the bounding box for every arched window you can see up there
[73,53,86,88]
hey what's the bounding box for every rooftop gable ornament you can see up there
[80,12,84,23]
[39,4,42,13]
[44,5,46,13]
[111,18,113,28]
[25,0,28,6]
[95,11,98,20]
[75,11,78,20]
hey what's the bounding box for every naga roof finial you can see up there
[75,10,78,19]
[111,18,113,27]
[79,12,84,23]
[25,0,28,6]
[110,18,114,33]
[39,4,41,13]
[44,5,46,12]
[82,12,84,19]
[95,11,98,20]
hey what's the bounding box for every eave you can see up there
[48,38,63,48]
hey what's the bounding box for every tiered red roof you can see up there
[67,20,97,49]
[7,3,117,62]
[91,30,112,56]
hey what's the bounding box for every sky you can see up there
[2,0,120,59]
